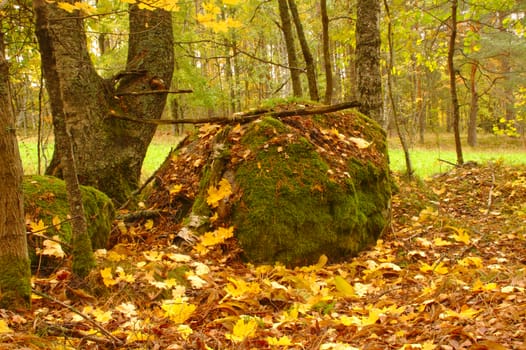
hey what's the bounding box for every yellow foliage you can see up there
[206,178,232,208]
[419,261,449,275]
[267,335,293,346]
[0,320,13,334]
[100,267,118,287]
[333,276,355,297]
[200,226,235,247]
[161,299,196,324]
[224,277,261,298]
[225,317,258,343]
[447,226,470,245]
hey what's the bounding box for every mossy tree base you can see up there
[150,104,391,266]
[0,255,31,309]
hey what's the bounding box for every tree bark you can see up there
[355,0,384,126]
[320,0,333,104]
[34,0,174,205]
[288,0,319,101]
[277,0,303,98]
[447,0,464,165]
[467,63,478,147]
[0,26,31,309]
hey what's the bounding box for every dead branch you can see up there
[114,89,193,97]
[109,101,361,126]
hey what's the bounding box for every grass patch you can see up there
[388,149,525,179]
[388,132,525,178]
[18,131,524,181]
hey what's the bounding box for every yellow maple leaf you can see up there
[161,299,196,324]
[57,2,77,13]
[267,335,293,345]
[333,276,355,298]
[144,219,154,230]
[200,226,234,247]
[126,331,153,343]
[116,267,135,283]
[433,237,451,247]
[419,262,449,275]
[447,226,470,244]
[226,317,258,343]
[29,219,47,233]
[91,308,112,323]
[206,178,232,208]
[100,267,118,287]
[0,320,13,334]
[224,277,261,298]
[458,256,483,268]
[441,305,481,319]
[52,216,61,230]
[177,324,193,340]
[169,184,183,195]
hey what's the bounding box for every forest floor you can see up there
[2,162,525,349]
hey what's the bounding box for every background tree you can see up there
[355,0,383,125]
[34,0,174,204]
[277,0,303,98]
[0,20,31,309]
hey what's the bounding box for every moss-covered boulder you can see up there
[149,104,391,266]
[24,175,115,270]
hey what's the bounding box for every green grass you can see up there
[17,132,525,181]
[388,132,525,178]
[388,148,525,179]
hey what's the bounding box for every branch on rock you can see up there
[109,101,361,126]
[114,89,193,97]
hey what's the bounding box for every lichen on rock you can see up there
[149,104,391,266]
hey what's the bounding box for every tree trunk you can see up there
[34,1,174,205]
[320,0,333,104]
[288,0,319,101]
[467,63,478,147]
[0,26,31,309]
[383,0,413,178]
[447,0,464,165]
[356,0,384,126]
[277,0,303,98]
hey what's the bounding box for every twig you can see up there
[32,289,123,346]
[438,158,459,167]
[114,89,193,96]
[109,101,361,126]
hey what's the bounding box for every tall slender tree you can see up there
[288,0,319,101]
[0,22,31,309]
[320,0,333,104]
[277,0,303,97]
[447,0,464,165]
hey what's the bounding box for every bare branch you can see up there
[109,101,361,125]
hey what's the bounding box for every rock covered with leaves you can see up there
[149,104,391,265]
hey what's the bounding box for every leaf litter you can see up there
[3,160,525,349]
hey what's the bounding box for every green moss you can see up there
[0,255,31,309]
[23,175,115,271]
[230,116,391,265]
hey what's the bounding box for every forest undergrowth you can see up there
[1,162,525,349]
